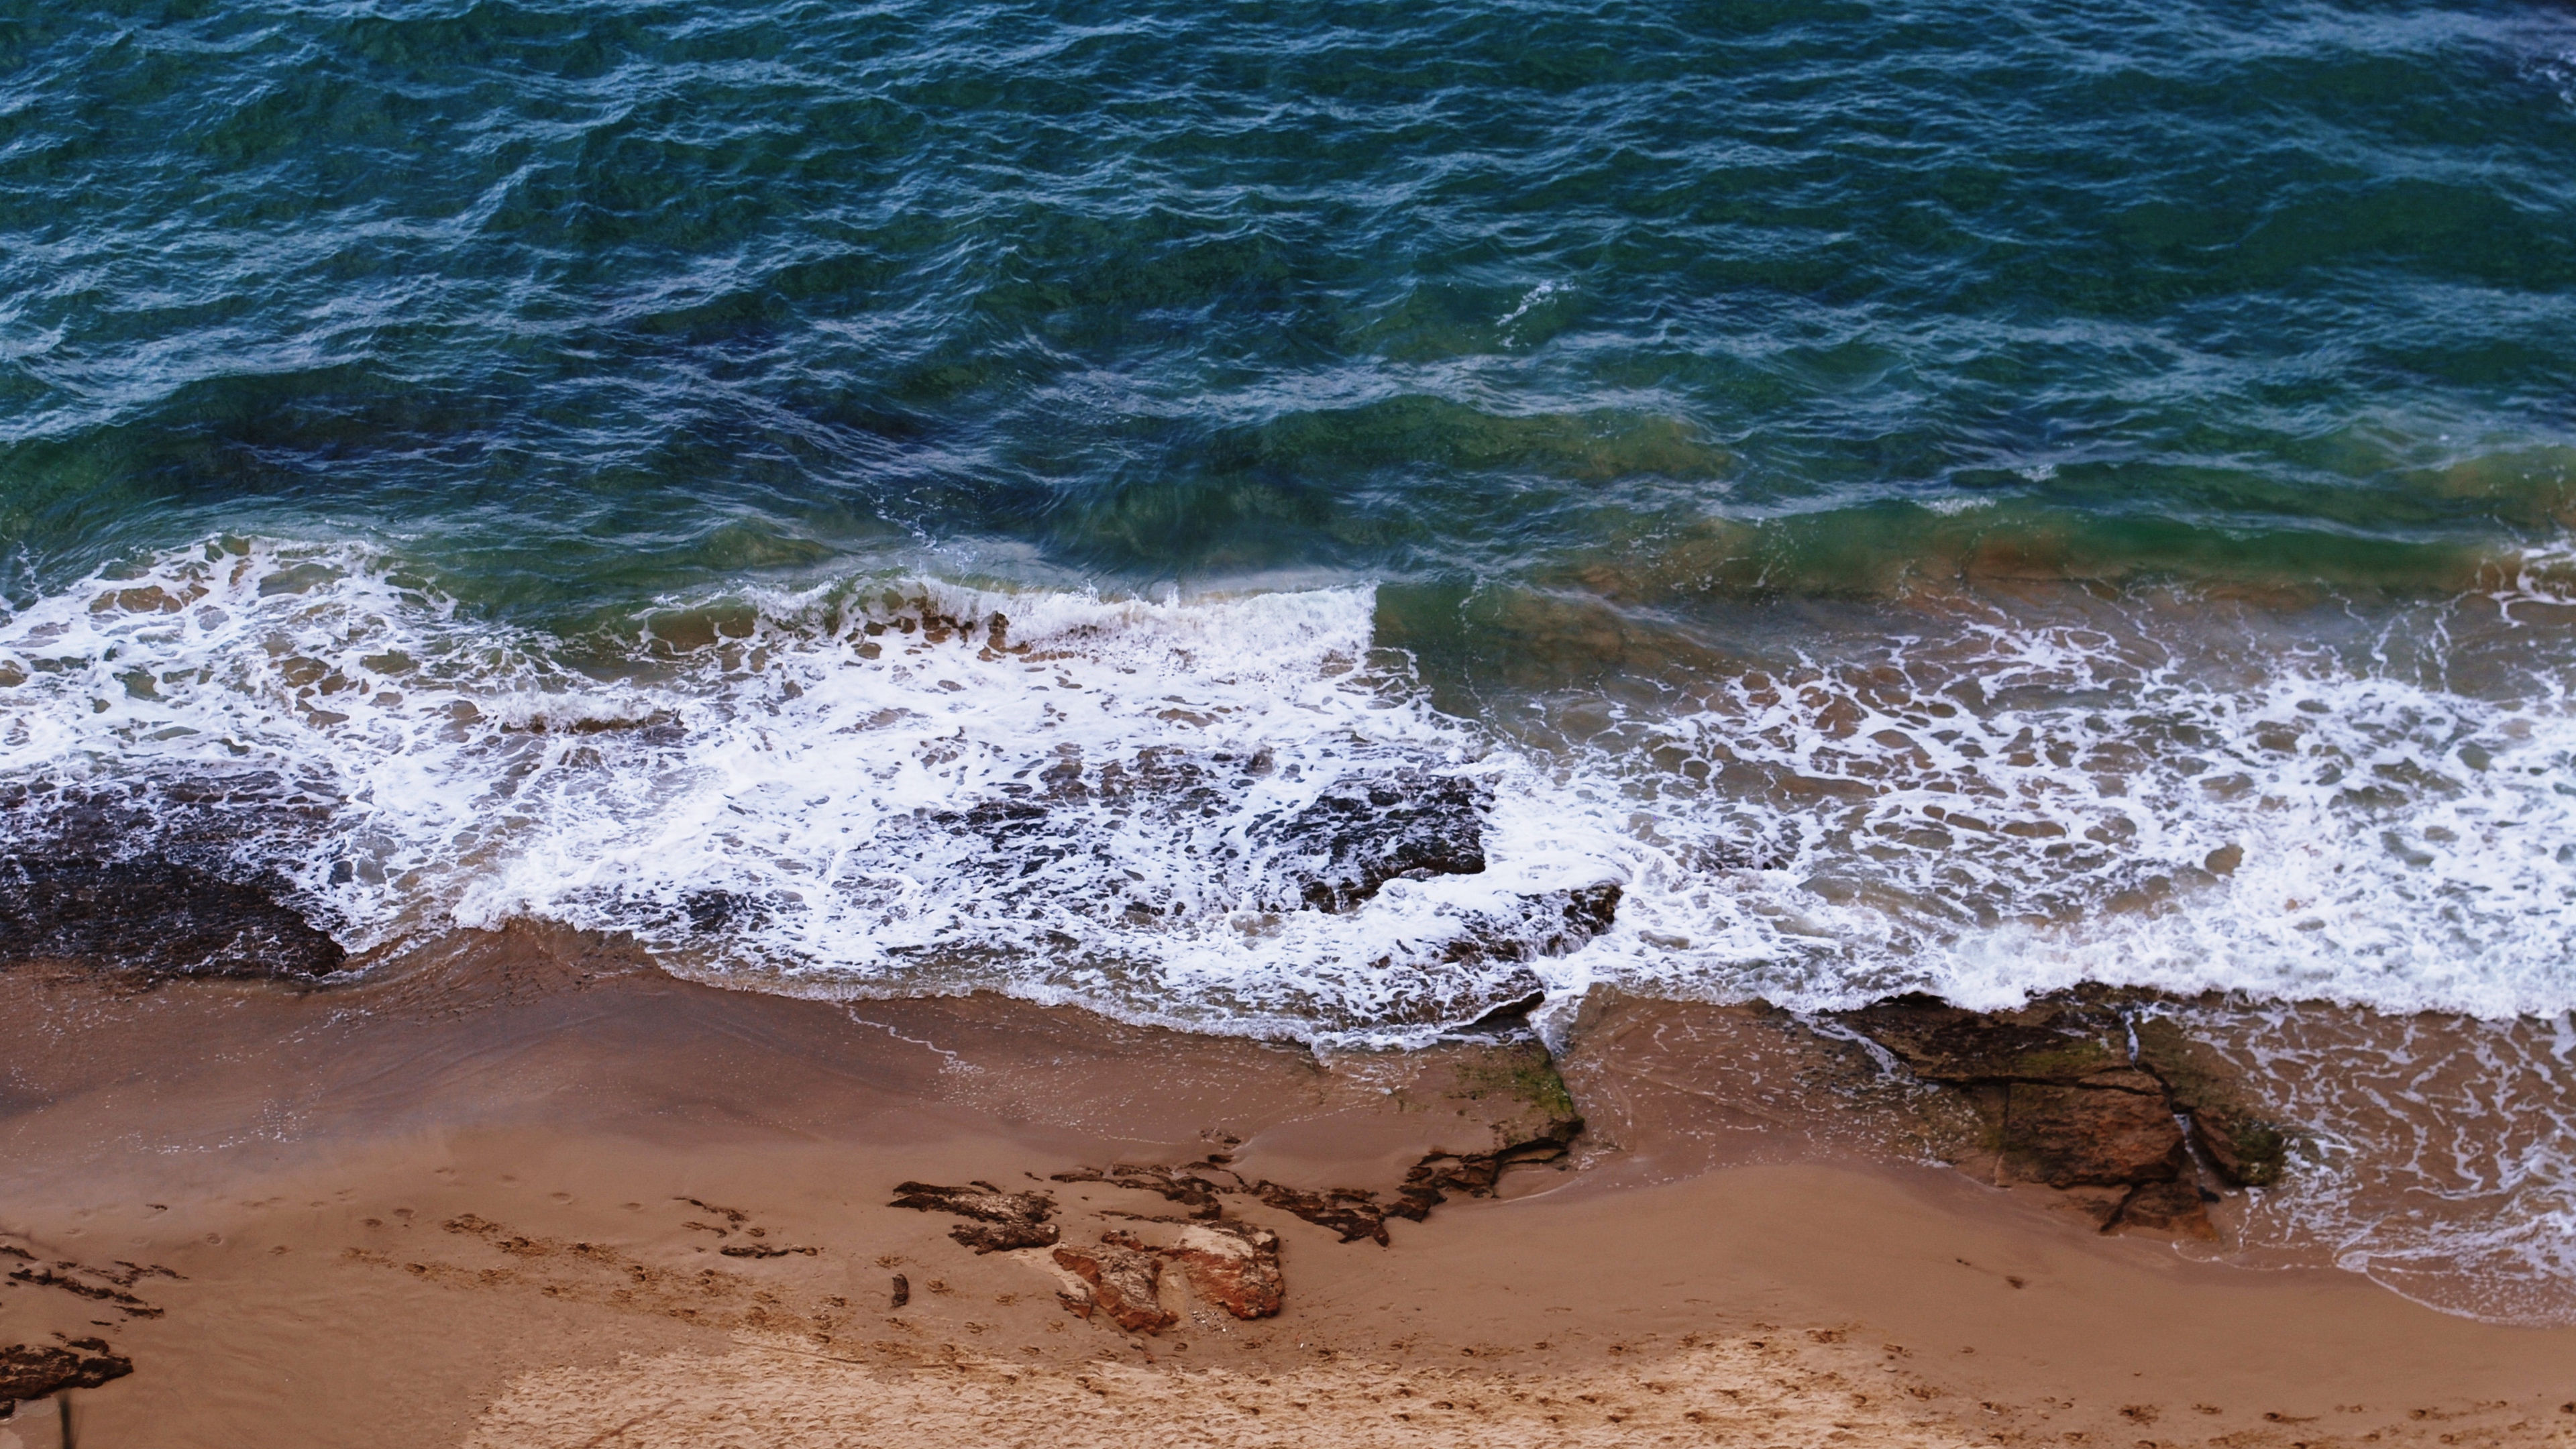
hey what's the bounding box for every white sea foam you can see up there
[1602,624,2576,1022]
[0,539,1613,1038]
[9,538,2576,1040]
[2182,1003,2576,1326]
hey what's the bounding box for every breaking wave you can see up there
[8,537,2576,1044]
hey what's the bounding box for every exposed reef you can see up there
[1829,991,2293,1235]
[0,855,345,981]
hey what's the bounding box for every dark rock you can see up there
[1248,1108,1584,1246]
[2131,1016,2290,1188]
[1452,989,1550,1035]
[888,1181,1061,1254]
[0,855,344,980]
[1340,885,1619,1032]
[0,1338,131,1401]
[1247,1181,1399,1246]
[679,890,766,934]
[1831,992,2231,1239]
[991,1043,1584,1260]
[1440,883,1623,967]
[1258,771,1491,911]
[1161,1220,1285,1320]
[1837,994,2133,1085]
[3,1266,161,1318]
[1358,966,1554,1032]
[890,1273,910,1308]
[1049,1165,1226,1219]
[1395,1111,1584,1214]
[1994,1081,2186,1189]
[1053,1232,1177,1334]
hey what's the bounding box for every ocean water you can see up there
[7,0,2576,1310]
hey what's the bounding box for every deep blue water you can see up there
[6,0,2575,614]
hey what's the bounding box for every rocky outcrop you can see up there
[919,1042,1585,1334]
[1439,883,1621,966]
[1357,890,1622,1031]
[2131,1016,2289,1187]
[1045,1041,1587,1247]
[1058,1155,1395,1245]
[1052,1232,1177,1334]
[1246,1180,1407,1246]
[888,1181,1061,1253]
[1,1338,131,1403]
[0,855,345,980]
[1159,1221,1284,1320]
[1049,1222,1282,1329]
[1832,992,2292,1235]
[1049,1042,1585,1248]
[1397,1109,1585,1210]
[1257,771,1491,911]
[1049,1163,1226,1220]
[1260,1093,1589,1244]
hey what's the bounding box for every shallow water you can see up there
[5,0,2576,1318]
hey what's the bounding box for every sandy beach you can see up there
[4,926,2571,1448]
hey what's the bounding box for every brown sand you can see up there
[3,925,2573,1448]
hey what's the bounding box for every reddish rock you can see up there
[1163,1222,1284,1320]
[1996,1081,2188,1189]
[1053,1232,1176,1334]
[1829,991,2249,1241]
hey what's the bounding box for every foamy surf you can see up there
[7,536,2576,1042]
[15,536,2576,1321]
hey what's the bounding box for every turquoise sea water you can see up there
[8,0,2576,1322]
[8,1,2576,604]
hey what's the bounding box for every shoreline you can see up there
[4,928,2575,1446]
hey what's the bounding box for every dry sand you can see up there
[3,924,2573,1448]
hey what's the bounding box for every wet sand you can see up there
[3,928,2574,1448]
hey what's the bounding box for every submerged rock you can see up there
[1353,883,1623,1030]
[888,1181,1061,1253]
[0,855,345,980]
[1439,883,1622,967]
[1258,770,1491,911]
[0,1338,132,1403]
